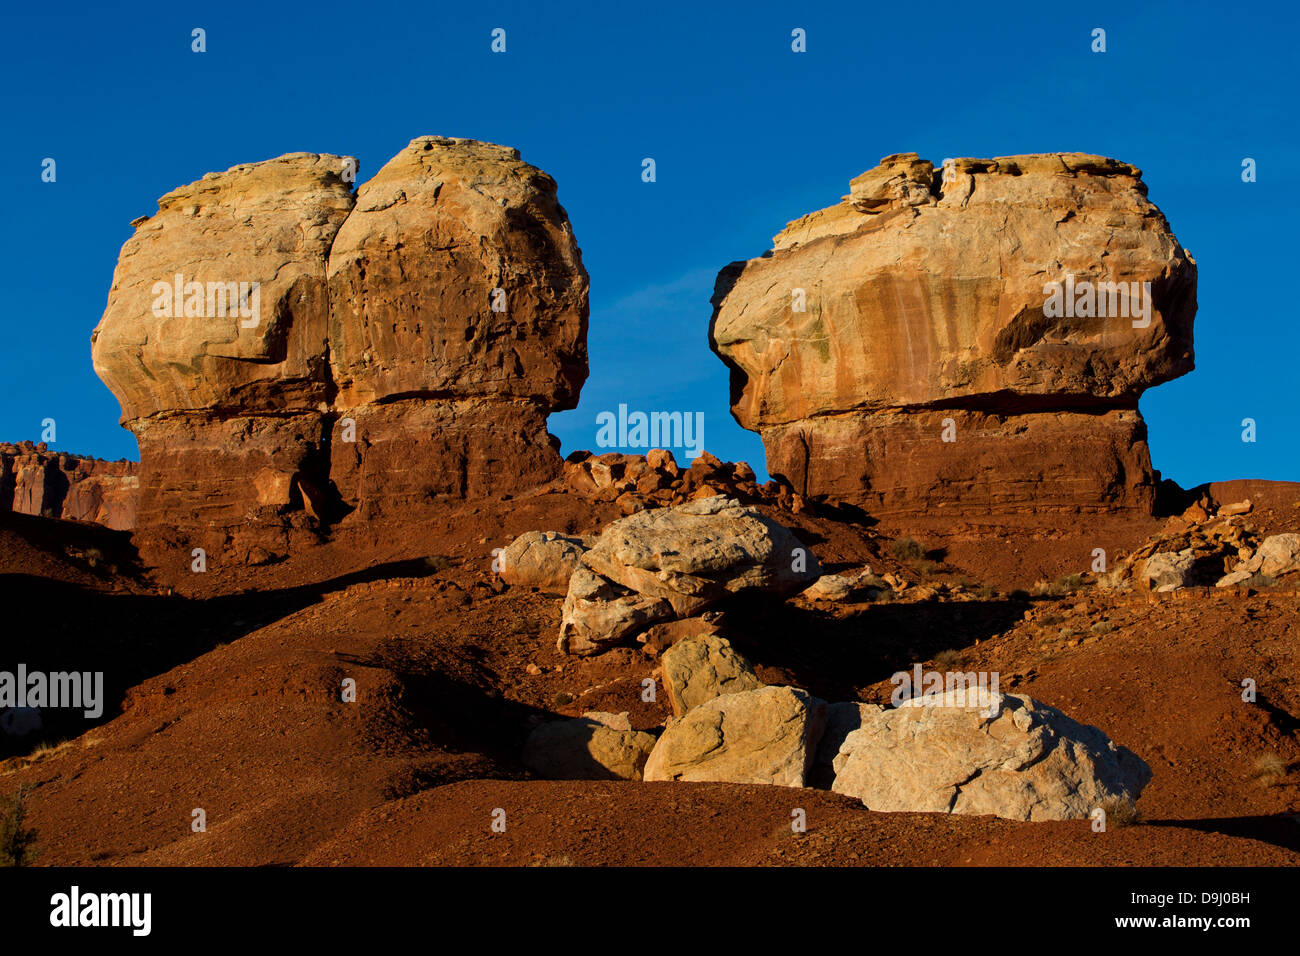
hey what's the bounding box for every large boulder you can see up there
[1247,533,1300,578]
[522,712,656,781]
[1140,549,1199,591]
[558,496,820,655]
[91,137,589,562]
[660,634,763,716]
[643,686,826,787]
[499,530,589,594]
[558,566,674,656]
[830,689,1152,821]
[710,152,1196,518]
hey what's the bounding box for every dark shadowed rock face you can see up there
[710,152,1197,518]
[90,137,588,561]
[0,442,137,529]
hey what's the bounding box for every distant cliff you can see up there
[0,441,137,529]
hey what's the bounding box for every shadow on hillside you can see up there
[0,556,451,759]
[1151,814,1300,854]
[720,591,1029,703]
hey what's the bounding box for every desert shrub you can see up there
[933,648,965,668]
[424,554,453,572]
[889,537,925,562]
[1096,796,1141,828]
[1244,573,1276,588]
[1254,753,1288,787]
[975,585,998,600]
[1090,621,1115,635]
[909,559,937,578]
[0,787,38,867]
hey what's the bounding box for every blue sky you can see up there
[3,0,1295,488]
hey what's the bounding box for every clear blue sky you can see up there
[3,0,1295,488]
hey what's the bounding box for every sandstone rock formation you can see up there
[558,496,821,655]
[0,442,138,529]
[92,151,354,561]
[91,137,587,562]
[499,530,590,594]
[710,152,1197,518]
[660,634,762,716]
[522,712,656,781]
[830,689,1152,821]
[326,137,588,517]
[1099,493,1298,591]
[643,686,826,787]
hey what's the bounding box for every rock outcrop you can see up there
[326,137,588,518]
[558,496,820,655]
[660,634,762,717]
[710,152,1197,518]
[91,151,357,562]
[643,686,826,787]
[498,530,590,595]
[1100,493,1300,591]
[0,442,137,530]
[91,137,588,563]
[830,688,1152,821]
[522,712,656,781]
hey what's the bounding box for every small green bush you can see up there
[0,787,38,867]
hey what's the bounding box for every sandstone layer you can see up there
[710,152,1197,517]
[91,137,588,562]
[0,441,138,530]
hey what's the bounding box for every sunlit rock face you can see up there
[91,138,589,561]
[710,152,1196,516]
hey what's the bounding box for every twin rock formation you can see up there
[711,152,1196,517]
[91,145,1196,557]
[92,138,587,560]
